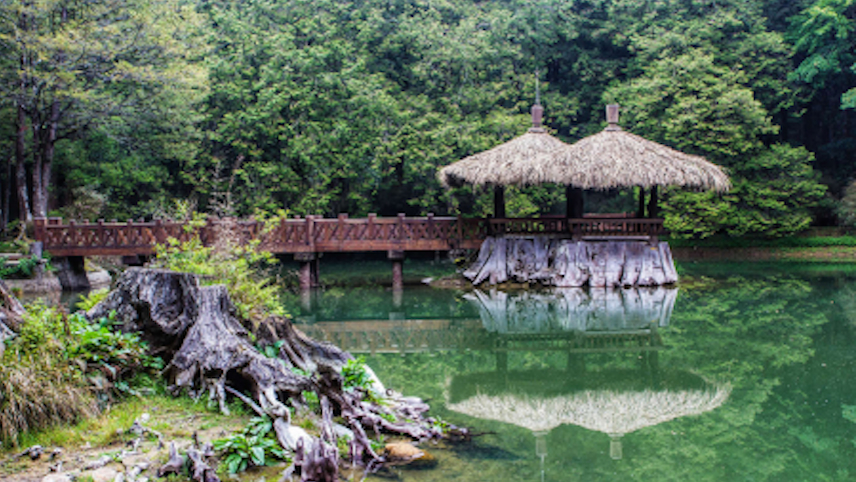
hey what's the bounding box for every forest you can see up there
[2,0,856,238]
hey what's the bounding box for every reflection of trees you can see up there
[603,276,835,481]
[283,285,477,320]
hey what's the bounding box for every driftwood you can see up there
[0,278,24,358]
[464,236,679,287]
[90,268,463,481]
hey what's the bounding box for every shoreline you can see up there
[671,246,856,262]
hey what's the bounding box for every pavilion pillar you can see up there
[647,185,659,218]
[637,187,646,218]
[493,185,506,219]
[389,249,405,291]
[566,185,584,218]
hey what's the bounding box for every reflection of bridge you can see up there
[298,287,675,355]
[297,318,665,355]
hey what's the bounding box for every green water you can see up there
[290,261,856,481]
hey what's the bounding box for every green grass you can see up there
[8,392,251,453]
[666,234,856,248]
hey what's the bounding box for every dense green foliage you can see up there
[2,0,856,236]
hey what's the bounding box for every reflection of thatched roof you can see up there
[528,123,731,192]
[438,130,568,188]
[447,385,730,436]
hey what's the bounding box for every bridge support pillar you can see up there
[54,256,90,291]
[295,253,320,290]
[389,250,404,291]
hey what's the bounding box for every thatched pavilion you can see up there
[439,104,731,288]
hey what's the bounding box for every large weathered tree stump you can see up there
[464,236,679,287]
[88,268,463,481]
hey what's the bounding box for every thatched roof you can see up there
[438,105,731,192]
[438,128,568,188]
[528,105,731,191]
[528,129,731,192]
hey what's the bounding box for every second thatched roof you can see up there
[527,105,731,192]
[528,128,731,192]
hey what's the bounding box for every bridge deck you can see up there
[34,215,666,257]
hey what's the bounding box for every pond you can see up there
[288,261,856,481]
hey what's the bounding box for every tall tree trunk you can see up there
[31,117,44,218]
[15,105,31,224]
[2,155,10,231]
[42,100,60,216]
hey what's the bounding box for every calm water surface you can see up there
[290,262,856,481]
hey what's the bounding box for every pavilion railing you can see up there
[33,215,665,257]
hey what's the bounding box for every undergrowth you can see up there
[0,300,162,448]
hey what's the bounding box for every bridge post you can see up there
[389,249,404,291]
[295,252,320,290]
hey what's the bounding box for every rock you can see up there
[89,466,121,482]
[87,269,112,289]
[382,442,437,469]
[41,474,73,482]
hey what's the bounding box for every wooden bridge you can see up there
[33,214,665,257]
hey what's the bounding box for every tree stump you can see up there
[463,236,678,287]
[88,268,465,480]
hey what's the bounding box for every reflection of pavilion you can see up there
[297,287,676,356]
[447,370,729,476]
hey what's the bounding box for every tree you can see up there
[0,0,207,222]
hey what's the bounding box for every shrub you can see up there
[213,416,288,474]
[152,236,285,321]
[0,304,96,447]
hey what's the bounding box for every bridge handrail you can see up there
[33,215,665,256]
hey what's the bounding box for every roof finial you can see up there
[530,70,545,133]
[606,104,621,131]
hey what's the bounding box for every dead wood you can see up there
[0,278,24,358]
[157,442,185,478]
[186,447,220,482]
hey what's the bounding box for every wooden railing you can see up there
[33,215,665,257]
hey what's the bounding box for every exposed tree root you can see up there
[90,268,468,481]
